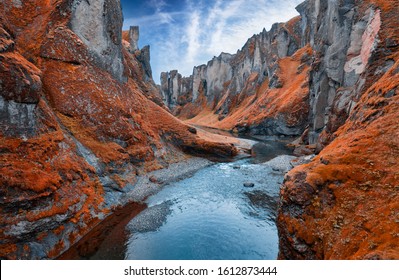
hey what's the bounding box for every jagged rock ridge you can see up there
[161,16,309,137]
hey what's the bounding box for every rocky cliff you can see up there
[161,0,399,259]
[0,0,236,259]
[122,26,164,106]
[160,70,193,109]
[278,0,399,260]
[161,16,308,136]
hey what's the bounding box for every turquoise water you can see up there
[124,159,284,260]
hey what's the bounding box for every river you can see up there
[60,135,294,260]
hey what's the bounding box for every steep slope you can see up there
[0,0,236,259]
[278,0,399,259]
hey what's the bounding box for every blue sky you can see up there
[120,0,303,83]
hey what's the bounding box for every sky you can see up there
[120,0,303,83]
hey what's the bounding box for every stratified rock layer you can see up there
[0,0,236,259]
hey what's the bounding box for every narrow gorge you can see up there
[1,0,398,260]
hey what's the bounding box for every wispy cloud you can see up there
[205,0,245,56]
[124,0,178,27]
[147,0,167,12]
[184,10,201,64]
[123,0,303,82]
[124,11,180,27]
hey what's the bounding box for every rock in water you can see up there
[243,182,255,188]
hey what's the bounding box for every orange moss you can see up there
[283,16,301,44]
[190,45,312,131]
[47,240,66,259]
[110,174,128,188]
[0,0,54,59]
[57,114,130,164]
[279,48,399,259]
[122,30,129,42]
[0,244,17,260]
[369,0,397,12]
[248,39,256,57]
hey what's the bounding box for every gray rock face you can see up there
[192,53,233,103]
[124,26,154,82]
[0,53,42,104]
[160,70,193,108]
[160,70,181,108]
[0,96,38,137]
[70,0,125,82]
[137,45,153,81]
[0,27,14,52]
[0,26,43,138]
[297,0,382,144]
[249,117,306,137]
[129,26,139,52]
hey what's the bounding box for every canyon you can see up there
[1,0,398,260]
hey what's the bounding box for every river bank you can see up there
[58,156,215,259]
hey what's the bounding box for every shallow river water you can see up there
[60,137,293,260]
[124,159,284,260]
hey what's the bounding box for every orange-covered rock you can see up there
[180,45,311,138]
[0,27,14,52]
[0,24,42,104]
[0,0,237,259]
[278,0,399,259]
[278,72,399,259]
[0,52,42,104]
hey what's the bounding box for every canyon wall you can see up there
[0,0,236,259]
[160,70,193,109]
[160,1,395,147]
[161,19,308,136]
[161,0,399,259]
[278,0,399,260]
